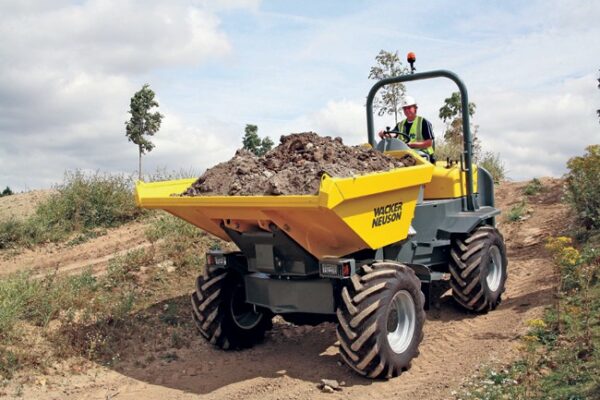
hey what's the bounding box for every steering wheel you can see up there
[383,127,411,144]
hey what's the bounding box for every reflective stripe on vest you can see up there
[398,116,434,155]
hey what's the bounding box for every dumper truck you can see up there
[135,61,507,379]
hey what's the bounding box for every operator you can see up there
[378,96,436,163]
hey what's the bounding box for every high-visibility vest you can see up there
[397,116,434,155]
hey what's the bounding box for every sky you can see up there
[1,0,599,191]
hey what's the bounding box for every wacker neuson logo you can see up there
[372,201,403,228]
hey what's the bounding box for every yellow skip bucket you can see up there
[136,154,434,259]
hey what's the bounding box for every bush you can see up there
[433,139,462,162]
[506,200,528,222]
[0,170,142,248]
[37,170,140,231]
[523,178,543,196]
[565,145,600,230]
[479,151,506,184]
[0,187,13,197]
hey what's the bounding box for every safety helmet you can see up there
[402,96,417,108]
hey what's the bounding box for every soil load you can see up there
[182,132,415,196]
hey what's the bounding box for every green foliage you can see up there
[242,124,273,156]
[143,166,198,182]
[506,200,528,222]
[479,151,506,184]
[0,171,140,249]
[145,213,206,269]
[0,272,40,338]
[458,165,600,400]
[565,145,600,230]
[0,218,26,249]
[368,49,408,125]
[438,92,481,159]
[434,139,463,162]
[434,140,505,184]
[125,84,164,180]
[523,178,544,196]
[0,187,13,197]
[105,248,153,288]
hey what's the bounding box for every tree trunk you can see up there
[138,144,142,181]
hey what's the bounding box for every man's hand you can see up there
[378,130,398,139]
[408,139,433,149]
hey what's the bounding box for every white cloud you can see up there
[0,0,249,190]
[308,100,366,144]
[477,74,600,180]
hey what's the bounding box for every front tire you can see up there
[191,267,272,349]
[449,226,508,312]
[336,262,425,379]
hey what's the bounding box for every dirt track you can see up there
[0,179,568,399]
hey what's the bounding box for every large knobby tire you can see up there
[449,225,508,312]
[336,262,425,379]
[190,267,272,349]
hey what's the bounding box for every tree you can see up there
[368,50,409,125]
[242,124,273,156]
[438,91,480,159]
[125,84,163,181]
[0,186,13,197]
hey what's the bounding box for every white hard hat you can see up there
[402,96,417,107]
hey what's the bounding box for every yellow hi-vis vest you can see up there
[397,116,434,155]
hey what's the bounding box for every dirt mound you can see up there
[183,132,415,196]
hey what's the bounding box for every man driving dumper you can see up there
[378,96,436,163]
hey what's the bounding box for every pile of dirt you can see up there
[182,132,416,196]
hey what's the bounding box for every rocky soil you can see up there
[183,132,415,196]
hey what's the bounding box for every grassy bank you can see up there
[0,171,141,249]
[0,213,222,381]
[457,146,600,400]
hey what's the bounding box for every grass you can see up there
[506,200,528,222]
[479,151,506,184]
[457,235,600,399]
[0,248,197,378]
[523,178,544,196]
[456,147,600,400]
[0,170,141,250]
[0,208,223,379]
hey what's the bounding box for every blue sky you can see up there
[1,0,599,190]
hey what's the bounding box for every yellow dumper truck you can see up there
[136,67,507,379]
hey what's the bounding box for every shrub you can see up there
[523,178,543,196]
[0,219,26,249]
[0,187,13,197]
[479,151,506,184]
[36,170,141,231]
[506,200,528,222]
[565,145,600,230]
[0,170,142,248]
[434,139,462,162]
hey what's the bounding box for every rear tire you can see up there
[450,226,508,312]
[336,262,425,379]
[191,267,272,349]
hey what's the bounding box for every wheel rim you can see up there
[230,283,262,329]
[486,245,503,292]
[386,290,416,354]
